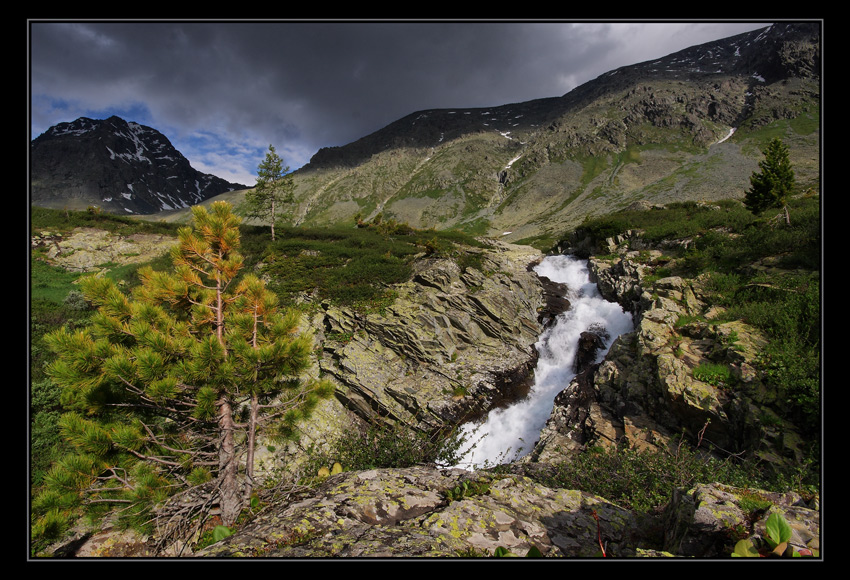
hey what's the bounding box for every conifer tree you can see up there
[744,138,796,225]
[244,144,294,241]
[33,201,333,547]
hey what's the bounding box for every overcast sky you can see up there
[29,20,772,186]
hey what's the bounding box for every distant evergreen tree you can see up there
[744,138,796,225]
[244,144,294,240]
[32,202,333,548]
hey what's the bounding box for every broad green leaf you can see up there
[765,512,793,545]
[732,539,761,557]
[213,525,233,542]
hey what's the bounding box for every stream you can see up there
[453,254,634,469]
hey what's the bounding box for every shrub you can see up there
[242,222,486,312]
[693,362,733,389]
[302,422,470,476]
[542,443,785,514]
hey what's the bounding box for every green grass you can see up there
[693,362,734,388]
[240,220,486,312]
[30,257,85,305]
[31,205,179,237]
[30,257,95,491]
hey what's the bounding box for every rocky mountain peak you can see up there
[30,115,248,214]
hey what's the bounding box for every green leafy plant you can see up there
[693,362,733,388]
[492,545,544,558]
[213,525,234,542]
[443,479,490,502]
[317,462,343,478]
[731,512,818,558]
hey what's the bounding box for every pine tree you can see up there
[244,144,294,241]
[744,138,796,225]
[33,202,333,547]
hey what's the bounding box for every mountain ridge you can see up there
[299,23,819,172]
[30,22,820,244]
[281,21,819,244]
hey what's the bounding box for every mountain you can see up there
[30,115,249,214]
[30,23,820,242]
[286,22,820,245]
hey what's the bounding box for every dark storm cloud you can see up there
[29,20,770,184]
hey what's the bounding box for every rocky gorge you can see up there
[199,229,819,558]
[41,223,819,558]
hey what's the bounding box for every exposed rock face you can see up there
[530,232,807,474]
[315,241,554,431]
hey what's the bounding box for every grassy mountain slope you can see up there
[132,23,819,251]
[283,76,818,248]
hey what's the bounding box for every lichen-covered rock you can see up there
[317,241,551,431]
[37,227,177,273]
[196,465,641,558]
[662,482,819,558]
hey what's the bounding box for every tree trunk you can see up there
[244,393,259,502]
[218,398,242,526]
[270,199,276,241]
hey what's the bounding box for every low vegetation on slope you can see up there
[239,217,488,312]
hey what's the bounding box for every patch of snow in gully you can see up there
[452,254,634,469]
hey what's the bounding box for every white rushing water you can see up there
[452,254,634,469]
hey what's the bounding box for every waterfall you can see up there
[452,254,634,469]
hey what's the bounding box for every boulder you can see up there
[197,465,642,558]
[662,482,819,558]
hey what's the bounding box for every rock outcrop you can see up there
[198,465,642,558]
[314,241,553,432]
[32,227,178,273]
[530,231,808,474]
[54,463,818,558]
